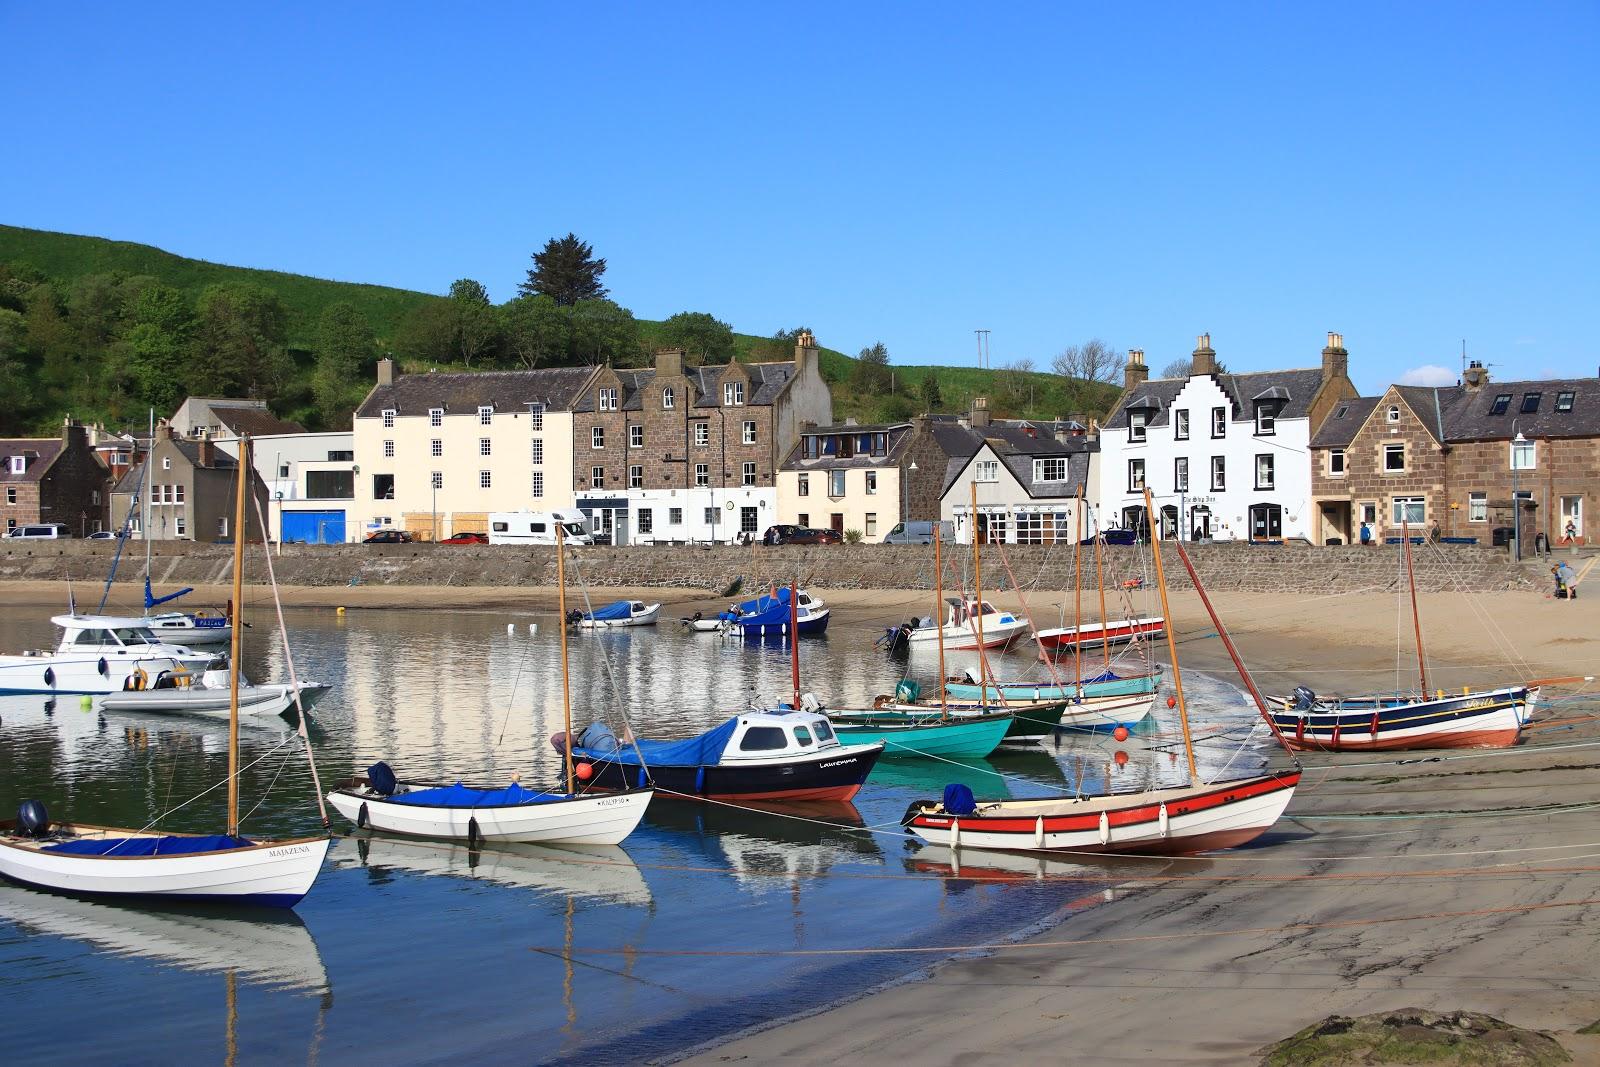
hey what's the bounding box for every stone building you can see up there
[109,425,267,541]
[1,421,111,536]
[569,334,832,544]
[775,421,914,540]
[1310,386,1453,543]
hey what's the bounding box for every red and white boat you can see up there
[1034,616,1164,654]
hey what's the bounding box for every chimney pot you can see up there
[1191,334,1218,377]
[1321,330,1349,384]
[1123,350,1150,391]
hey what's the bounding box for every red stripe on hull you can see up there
[1037,622,1164,652]
[1283,726,1519,752]
[703,784,864,803]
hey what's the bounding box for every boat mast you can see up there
[1073,491,1084,701]
[969,482,989,694]
[144,408,153,586]
[1143,487,1197,781]
[557,524,574,794]
[934,524,948,721]
[1402,519,1428,693]
[226,435,249,837]
[789,581,801,709]
[1091,503,1112,676]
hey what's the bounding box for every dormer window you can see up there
[1128,409,1149,442]
[8,456,23,475]
[429,408,443,427]
[1387,405,1400,423]
[724,381,745,406]
[598,387,618,411]
[1033,458,1068,482]
[478,405,493,425]
[1556,391,1575,413]
[1490,394,1511,415]
[1255,402,1278,436]
[382,408,396,428]
[802,436,819,460]
[1174,409,1189,440]
[1520,392,1541,414]
[662,387,675,410]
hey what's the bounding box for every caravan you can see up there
[488,509,594,546]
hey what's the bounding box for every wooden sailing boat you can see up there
[901,487,1301,856]
[326,524,655,844]
[1033,502,1164,653]
[1270,520,1536,751]
[0,435,331,907]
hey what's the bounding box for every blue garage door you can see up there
[282,510,346,545]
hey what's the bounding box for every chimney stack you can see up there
[1123,348,1149,391]
[655,347,684,378]
[377,357,394,387]
[197,436,215,469]
[1321,331,1348,383]
[794,329,819,380]
[1191,333,1218,377]
[1461,359,1489,391]
[970,396,991,428]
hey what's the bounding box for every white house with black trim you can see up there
[937,410,1099,544]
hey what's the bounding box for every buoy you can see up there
[1158,802,1170,837]
[1034,815,1045,848]
[528,623,538,635]
[79,695,93,711]
[1114,749,1128,768]
[336,606,346,616]
[575,762,594,781]
[1166,696,1176,708]
[949,817,960,850]
[1097,810,1110,845]
[1112,725,1129,742]
[507,623,515,634]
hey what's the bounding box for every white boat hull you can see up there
[332,837,653,905]
[1053,692,1157,731]
[906,616,1031,651]
[0,653,198,696]
[578,603,661,628]
[0,826,330,908]
[96,683,331,719]
[144,618,233,646]
[327,782,653,845]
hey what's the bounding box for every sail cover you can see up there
[585,600,635,622]
[575,716,740,768]
[389,783,565,807]
[43,834,254,856]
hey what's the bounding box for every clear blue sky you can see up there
[3,3,1595,392]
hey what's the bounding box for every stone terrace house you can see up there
[110,425,267,542]
[1,421,110,536]
[352,359,595,540]
[776,421,914,541]
[1309,385,1454,544]
[939,409,1098,545]
[569,333,832,544]
[1098,333,1358,541]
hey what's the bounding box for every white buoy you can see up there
[507,623,515,634]
[528,623,538,635]
[1034,815,1045,848]
[1158,802,1170,837]
[949,817,960,850]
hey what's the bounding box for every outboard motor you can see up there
[1292,686,1317,711]
[16,799,50,837]
[564,608,584,626]
[366,761,399,796]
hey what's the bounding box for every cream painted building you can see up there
[776,422,911,541]
[939,427,1096,544]
[351,359,596,539]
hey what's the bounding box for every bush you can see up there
[844,529,863,544]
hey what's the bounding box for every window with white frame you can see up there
[175,516,185,537]
[479,470,491,489]
[629,425,643,448]
[162,457,171,470]
[429,408,443,427]
[1128,458,1145,491]
[591,466,605,489]
[528,403,544,431]
[1383,443,1405,472]
[723,381,745,406]
[1387,405,1400,423]
[1210,456,1226,490]
[1211,407,1227,437]
[742,420,756,445]
[478,405,493,425]
[383,439,394,458]
[694,424,709,447]
[637,508,653,534]
[598,387,618,411]
[531,471,544,498]
[975,459,999,482]
[1392,496,1425,526]
[530,439,543,464]
[742,462,757,486]
[431,439,442,458]
[1254,402,1277,436]
[1128,409,1148,442]
[829,470,846,496]
[431,471,443,490]
[1328,448,1345,475]
[669,507,682,525]
[1510,439,1535,470]
[798,472,811,497]
[662,387,675,410]
[1033,458,1067,482]
[1174,456,1189,492]
[382,409,396,428]
[479,438,492,456]
[1174,409,1190,440]
[865,513,878,538]
[591,426,605,449]
[1468,491,1487,522]
[694,463,709,487]
[865,471,877,494]
[704,506,717,525]
[629,465,643,489]
[1255,453,1275,489]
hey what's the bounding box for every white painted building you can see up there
[940,425,1096,545]
[1096,334,1357,541]
[776,422,911,541]
[249,431,357,544]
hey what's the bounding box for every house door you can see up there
[830,513,844,534]
[1250,504,1283,540]
[1159,505,1178,540]
[1560,495,1584,543]
[1190,507,1211,541]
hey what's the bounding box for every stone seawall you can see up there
[0,541,1536,595]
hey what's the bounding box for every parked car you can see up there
[440,531,489,545]
[881,520,955,545]
[763,525,843,546]
[1085,528,1139,546]
[86,530,122,540]
[5,523,73,540]
[364,529,414,544]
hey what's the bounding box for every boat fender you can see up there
[1330,721,1340,747]
[43,667,55,688]
[1034,815,1044,848]
[694,767,706,794]
[1097,810,1110,846]
[97,657,108,676]
[1295,716,1305,743]
[16,799,49,837]
[1370,712,1381,737]
[467,816,480,849]
[1158,802,1169,838]
[357,802,369,829]
[637,767,647,789]
[949,817,960,850]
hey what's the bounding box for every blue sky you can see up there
[3,3,1595,392]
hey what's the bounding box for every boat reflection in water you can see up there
[644,799,884,892]
[335,835,652,907]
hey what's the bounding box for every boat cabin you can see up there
[51,615,195,654]
[722,711,844,763]
[943,597,1011,627]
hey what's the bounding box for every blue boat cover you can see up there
[389,783,565,807]
[1080,670,1121,683]
[585,600,634,622]
[943,784,977,815]
[43,834,254,856]
[733,587,791,615]
[575,716,739,768]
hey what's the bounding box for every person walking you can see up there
[1359,521,1373,546]
[1557,561,1578,600]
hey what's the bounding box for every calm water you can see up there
[0,598,1274,1064]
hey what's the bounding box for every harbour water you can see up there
[0,602,1276,1064]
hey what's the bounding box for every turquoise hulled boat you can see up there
[942,667,1161,704]
[832,713,1012,760]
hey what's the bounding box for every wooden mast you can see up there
[1144,487,1197,781]
[934,524,949,720]
[969,482,989,703]
[1402,519,1428,692]
[789,581,801,709]
[226,436,249,837]
[1072,491,1084,701]
[557,524,574,794]
[1091,502,1112,675]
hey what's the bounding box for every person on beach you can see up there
[1556,561,1578,600]
[1359,521,1372,546]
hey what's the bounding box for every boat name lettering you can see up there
[819,759,855,769]
[596,797,629,807]
[268,845,313,857]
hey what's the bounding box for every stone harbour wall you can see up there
[0,540,1539,595]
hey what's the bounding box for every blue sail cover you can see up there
[44,835,254,856]
[575,716,740,768]
[732,587,796,628]
[390,783,566,807]
[585,600,634,622]
[1081,670,1122,683]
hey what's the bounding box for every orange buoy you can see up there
[1112,726,1130,742]
[1113,750,1129,768]
[575,762,594,781]
[1166,696,1176,708]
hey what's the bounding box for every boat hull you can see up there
[733,607,830,637]
[145,617,233,646]
[97,683,331,719]
[1035,617,1165,653]
[906,616,1029,652]
[578,603,661,629]
[833,715,1012,759]
[578,745,881,803]
[1272,687,1532,751]
[904,771,1300,856]
[857,700,1070,742]
[0,653,197,696]
[327,780,653,845]
[0,825,330,908]
[943,669,1161,703]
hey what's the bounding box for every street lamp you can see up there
[1511,426,1526,561]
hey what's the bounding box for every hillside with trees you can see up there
[0,224,1117,435]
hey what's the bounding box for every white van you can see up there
[881,520,954,545]
[487,509,595,546]
[6,523,73,540]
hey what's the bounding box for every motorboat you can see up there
[568,600,660,629]
[566,710,883,803]
[881,597,1029,653]
[143,610,232,647]
[96,665,332,720]
[1034,616,1165,654]
[721,587,830,637]
[0,614,214,696]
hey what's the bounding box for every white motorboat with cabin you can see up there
[0,614,215,696]
[143,609,233,647]
[884,597,1030,653]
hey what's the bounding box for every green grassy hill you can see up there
[0,224,1116,428]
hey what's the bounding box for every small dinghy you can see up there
[569,600,660,629]
[681,611,729,633]
[566,712,883,803]
[96,664,332,720]
[942,666,1163,704]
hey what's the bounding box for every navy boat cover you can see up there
[943,784,977,815]
[585,600,634,622]
[43,834,255,856]
[390,783,565,807]
[574,716,740,768]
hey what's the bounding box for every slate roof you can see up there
[1310,396,1380,447]
[211,407,306,437]
[1105,368,1327,429]
[1442,379,1599,441]
[355,367,600,419]
[0,439,64,483]
[571,361,796,413]
[112,443,239,495]
[779,423,915,472]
